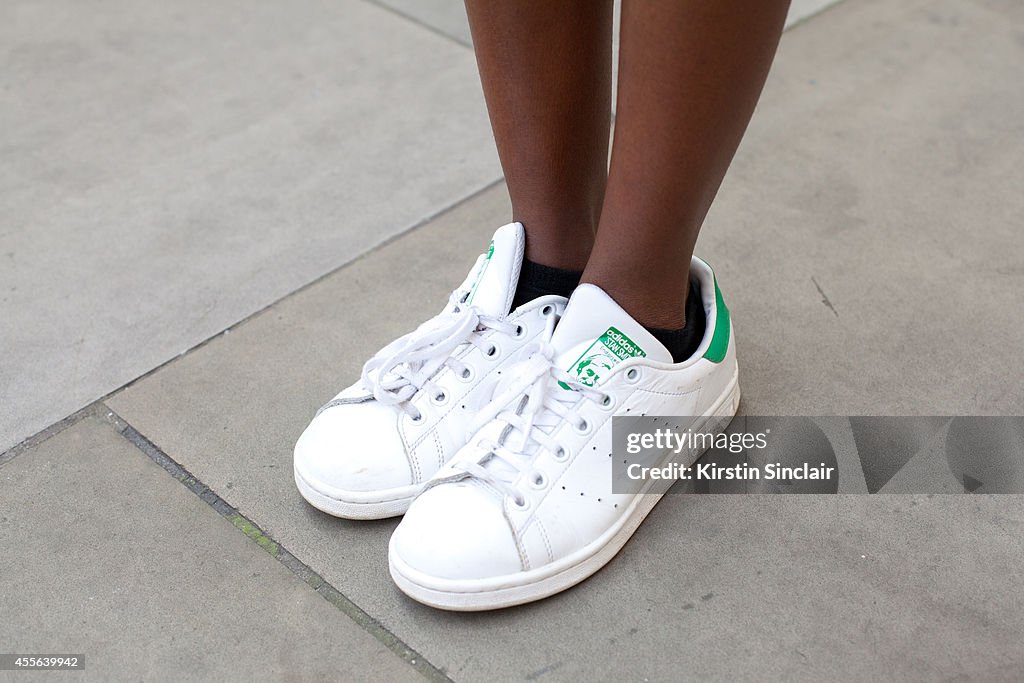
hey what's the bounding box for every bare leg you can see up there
[583,0,790,328]
[464,1,614,270]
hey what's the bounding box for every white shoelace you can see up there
[362,290,517,419]
[456,314,607,505]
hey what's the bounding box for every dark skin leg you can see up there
[466,0,789,327]
[583,0,791,328]
[464,0,614,271]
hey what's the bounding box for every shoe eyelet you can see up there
[553,445,568,462]
[625,367,641,383]
[529,472,547,490]
[541,304,554,317]
[514,324,526,338]
[431,391,448,406]
[510,495,529,510]
[600,394,614,410]
[485,343,499,359]
[574,419,590,435]
[458,366,474,382]
[409,411,424,423]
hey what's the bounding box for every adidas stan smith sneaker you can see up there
[388,257,739,609]
[293,223,566,519]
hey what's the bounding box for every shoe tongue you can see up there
[458,222,525,317]
[552,284,672,387]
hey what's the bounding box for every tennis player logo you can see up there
[572,351,618,387]
[565,326,646,388]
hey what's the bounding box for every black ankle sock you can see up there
[645,281,706,363]
[512,259,583,310]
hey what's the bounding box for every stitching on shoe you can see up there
[316,394,371,416]
[634,387,700,398]
[398,417,420,485]
[406,430,423,484]
[535,518,555,565]
[504,504,531,572]
[405,337,505,452]
[433,430,444,471]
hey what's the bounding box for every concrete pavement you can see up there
[3,0,1023,680]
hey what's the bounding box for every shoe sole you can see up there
[388,370,741,611]
[294,466,418,520]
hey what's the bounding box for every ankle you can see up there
[644,281,706,362]
[515,216,596,271]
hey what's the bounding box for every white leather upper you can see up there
[390,482,522,580]
[392,259,739,579]
[293,223,568,504]
[294,397,410,494]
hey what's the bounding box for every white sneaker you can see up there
[388,258,740,609]
[293,223,567,519]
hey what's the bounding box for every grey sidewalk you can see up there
[3,0,1024,681]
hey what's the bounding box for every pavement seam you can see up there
[360,0,473,48]
[0,404,99,469]
[785,0,849,32]
[0,0,850,467]
[104,177,502,401]
[97,403,454,683]
[0,178,503,464]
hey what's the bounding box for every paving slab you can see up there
[373,0,474,46]
[0,416,423,682]
[699,0,1024,415]
[105,0,1024,680]
[786,0,847,28]
[0,0,500,453]
[63,418,1024,681]
[373,0,847,48]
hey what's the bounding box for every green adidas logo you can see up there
[465,240,495,304]
[564,326,646,388]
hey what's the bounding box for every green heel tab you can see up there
[702,272,730,363]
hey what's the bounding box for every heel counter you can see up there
[702,273,731,364]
